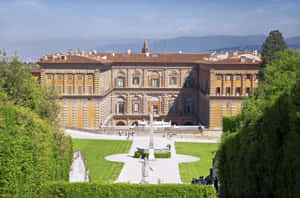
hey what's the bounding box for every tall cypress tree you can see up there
[259,30,288,80]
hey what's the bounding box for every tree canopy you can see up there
[218,49,300,198]
[0,53,73,198]
[259,30,288,80]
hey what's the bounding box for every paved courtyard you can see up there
[65,129,219,184]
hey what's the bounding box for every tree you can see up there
[217,49,300,198]
[259,30,288,80]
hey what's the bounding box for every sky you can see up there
[1,0,300,60]
[1,0,300,42]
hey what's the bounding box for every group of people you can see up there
[119,130,135,139]
[191,176,211,185]
[191,176,219,192]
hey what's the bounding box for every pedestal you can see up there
[148,148,155,160]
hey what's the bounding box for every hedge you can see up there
[41,182,217,198]
[134,151,171,159]
[217,50,300,198]
[222,115,240,133]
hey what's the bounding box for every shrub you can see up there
[134,151,141,158]
[134,151,171,159]
[222,115,240,133]
[41,182,217,198]
[155,152,171,158]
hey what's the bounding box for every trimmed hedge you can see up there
[155,152,171,158]
[222,115,240,133]
[134,151,171,159]
[41,182,217,198]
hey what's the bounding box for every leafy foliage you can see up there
[222,115,240,134]
[0,54,73,198]
[259,30,288,80]
[134,151,171,158]
[41,182,217,198]
[217,50,300,198]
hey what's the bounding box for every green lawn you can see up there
[72,139,132,182]
[175,142,219,183]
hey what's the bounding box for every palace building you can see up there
[34,41,260,129]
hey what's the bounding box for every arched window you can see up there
[117,77,125,88]
[117,98,125,114]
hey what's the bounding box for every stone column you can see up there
[73,74,76,95]
[222,74,226,96]
[94,69,100,95]
[127,95,132,114]
[143,95,148,114]
[251,74,255,94]
[64,73,67,95]
[232,74,236,96]
[210,71,215,96]
[164,69,167,88]
[241,74,245,96]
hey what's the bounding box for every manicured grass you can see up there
[72,139,132,182]
[175,142,219,183]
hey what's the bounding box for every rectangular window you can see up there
[153,105,158,114]
[57,85,62,94]
[216,87,221,96]
[88,86,93,94]
[118,77,124,87]
[217,75,221,80]
[236,87,241,96]
[118,103,124,114]
[236,76,241,80]
[133,103,139,112]
[246,87,250,95]
[226,74,232,80]
[68,85,72,94]
[88,74,93,79]
[78,86,83,94]
[68,74,72,80]
[47,74,52,79]
[78,74,82,80]
[226,87,231,96]
[246,74,251,80]
[169,77,177,85]
[57,74,62,80]
[170,103,176,112]
[151,79,159,87]
[133,77,139,85]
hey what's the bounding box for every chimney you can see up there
[233,50,239,56]
[253,50,258,56]
[145,52,149,57]
[75,48,80,55]
[112,52,115,56]
[241,56,246,63]
[179,50,183,54]
[93,49,97,54]
[68,49,72,55]
[127,48,131,55]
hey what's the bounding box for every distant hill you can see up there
[3,35,300,60]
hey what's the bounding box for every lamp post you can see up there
[148,113,155,160]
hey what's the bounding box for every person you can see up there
[198,176,204,184]
[191,178,196,184]
[119,130,122,136]
[214,177,219,192]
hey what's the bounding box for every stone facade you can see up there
[35,45,260,130]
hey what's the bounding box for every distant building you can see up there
[32,41,260,129]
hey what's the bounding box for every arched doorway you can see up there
[116,121,126,126]
[132,121,138,126]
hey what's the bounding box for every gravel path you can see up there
[65,129,219,184]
